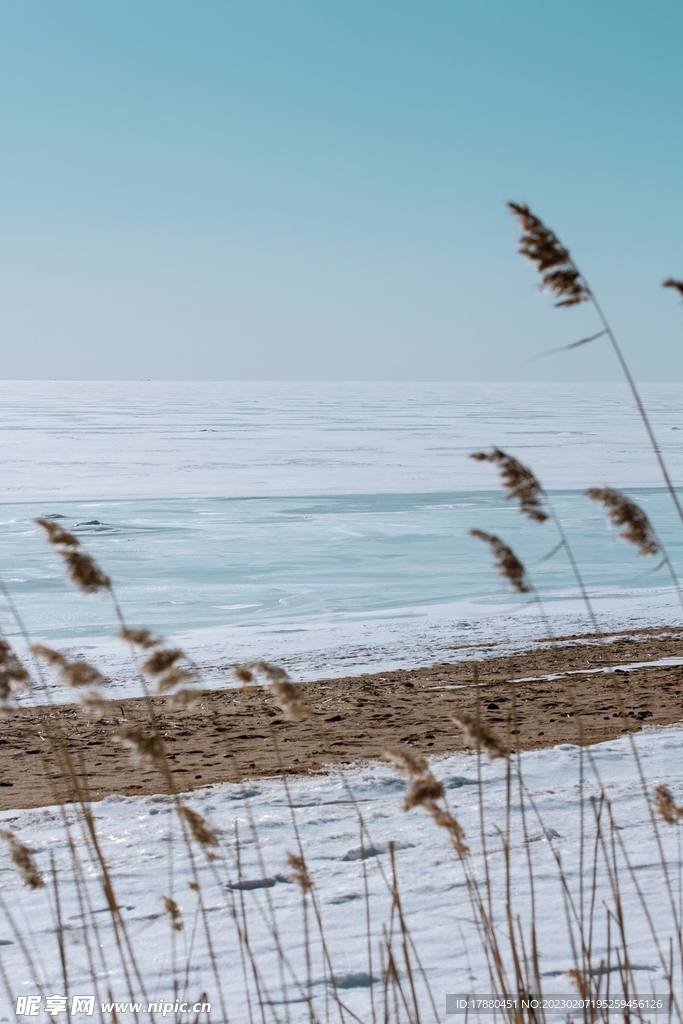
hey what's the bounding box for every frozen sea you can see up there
[2,380,683,692]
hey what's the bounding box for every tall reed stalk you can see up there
[508,202,683,531]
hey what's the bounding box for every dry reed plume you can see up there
[0,829,44,889]
[30,644,111,720]
[382,747,429,779]
[507,201,588,307]
[140,645,198,695]
[452,713,508,760]
[141,648,185,676]
[118,626,162,649]
[468,529,530,593]
[78,689,111,719]
[31,644,106,688]
[402,775,445,810]
[161,896,184,932]
[384,746,469,855]
[119,626,200,700]
[113,725,165,767]
[286,852,313,893]
[0,638,30,703]
[31,643,114,719]
[585,487,659,556]
[177,805,219,858]
[566,967,592,999]
[654,785,683,824]
[470,447,548,522]
[663,278,683,301]
[234,660,311,720]
[35,517,111,592]
[34,519,80,548]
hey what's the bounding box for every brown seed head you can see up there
[32,646,105,688]
[403,775,445,811]
[78,690,110,719]
[663,278,683,301]
[566,968,591,998]
[35,518,80,548]
[169,687,204,708]
[508,202,588,307]
[0,829,44,888]
[269,680,310,721]
[585,487,659,556]
[35,518,110,591]
[383,747,429,779]
[61,550,111,592]
[31,644,68,667]
[141,648,184,677]
[251,660,291,684]
[238,662,310,718]
[453,712,508,759]
[384,747,468,853]
[470,448,547,522]
[177,805,219,858]
[0,640,30,701]
[286,851,313,892]
[654,784,683,825]
[114,726,165,767]
[153,668,197,695]
[428,805,469,855]
[62,661,105,689]
[469,529,530,594]
[118,627,162,649]
[161,896,184,931]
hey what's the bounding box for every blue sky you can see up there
[1,1,682,380]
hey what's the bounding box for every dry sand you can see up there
[2,626,683,810]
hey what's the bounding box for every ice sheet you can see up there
[3,380,683,500]
[2,489,683,698]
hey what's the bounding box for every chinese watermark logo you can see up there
[15,994,210,1016]
[16,995,95,1016]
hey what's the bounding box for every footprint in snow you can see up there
[224,787,260,801]
[341,840,414,861]
[328,892,362,905]
[526,828,562,843]
[227,874,291,891]
[445,776,478,789]
[332,972,376,990]
[591,963,656,975]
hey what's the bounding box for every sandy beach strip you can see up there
[2,626,683,811]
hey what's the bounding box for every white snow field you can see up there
[0,726,681,1021]
[0,381,682,1019]
[2,380,683,502]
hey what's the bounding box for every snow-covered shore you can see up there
[1,725,680,1020]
